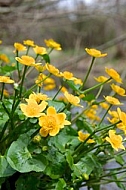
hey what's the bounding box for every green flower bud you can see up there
[32,135,41,143]
[83,173,89,180]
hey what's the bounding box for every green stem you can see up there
[23,73,51,97]
[19,65,28,98]
[95,85,103,99]
[0,82,5,100]
[15,50,21,79]
[98,104,112,126]
[0,120,9,141]
[80,77,111,95]
[73,121,120,157]
[52,85,63,100]
[81,57,95,90]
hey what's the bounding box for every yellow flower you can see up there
[64,91,83,107]
[73,77,83,85]
[117,107,126,125]
[105,67,122,83]
[33,46,47,55]
[14,43,27,52]
[35,73,46,87]
[84,109,100,121]
[107,117,119,124]
[0,54,9,63]
[20,99,48,118]
[46,63,62,77]
[44,39,62,50]
[111,84,126,96]
[100,102,109,109]
[15,55,41,67]
[104,96,123,105]
[29,92,50,103]
[60,86,68,93]
[108,110,118,118]
[3,89,9,97]
[23,40,35,47]
[62,71,74,80]
[35,65,46,72]
[105,130,125,151]
[39,106,71,137]
[0,40,2,44]
[94,76,110,83]
[78,131,95,143]
[85,48,107,58]
[0,76,14,83]
[117,123,126,135]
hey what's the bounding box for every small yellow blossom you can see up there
[43,77,56,91]
[0,76,14,83]
[117,107,126,126]
[46,63,62,77]
[29,92,50,103]
[85,48,107,58]
[23,40,35,47]
[34,65,46,72]
[60,86,68,93]
[105,67,122,83]
[100,102,109,109]
[0,54,9,63]
[64,91,83,107]
[3,89,9,97]
[33,46,47,55]
[117,123,126,135]
[107,117,119,124]
[108,110,118,118]
[20,99,48,118]
[62,71,74,80]
[105,130,125,151]
[111,84,126,96]
[35,73,46,87]
[14,43,27,52]
[15,55,41,67]
[104,96,123,105]
[39,106,71,137]
[0,40,2,44]
[73,77,83,85]
[44,84,56,91]
[94,76,110,83]
[78,131,95,143]
[84,109,100,121]
[44,39,62,50]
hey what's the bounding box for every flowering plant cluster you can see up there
[0,38,126,190]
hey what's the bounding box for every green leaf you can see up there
[55,178,66,190]
[114,155,125,166]
[42,54,50,63]
[65,150,74,170]
[0,65,16,74]
[82,93,95,102]
[7,134,47,173]
[0,155,16,177]
[73,153,102,178]
[48,100,65,112]
[66,80,81,92]
[16,173,39,190]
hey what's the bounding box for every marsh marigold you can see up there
[85,48,107,58]
[20,99,48,118]
[105,130,125,151]
[39,106,71,137]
